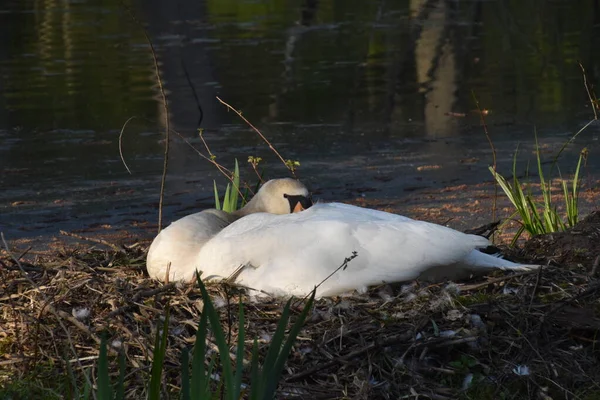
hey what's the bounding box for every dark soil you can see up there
[511,211,600,271]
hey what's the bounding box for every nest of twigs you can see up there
[1,215,600,399]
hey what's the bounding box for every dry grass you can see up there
[1,223,600,399]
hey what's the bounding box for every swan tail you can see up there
[464,250,541,271]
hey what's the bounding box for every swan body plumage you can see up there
[146,178,311,282]
[194,202,538,297]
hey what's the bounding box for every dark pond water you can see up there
[1,0,599,242]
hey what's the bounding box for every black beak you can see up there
[284,194,313,213]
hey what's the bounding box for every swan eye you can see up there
[284,194,313,213]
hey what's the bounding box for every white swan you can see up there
[146,178,311,282]
[195,202,539,297]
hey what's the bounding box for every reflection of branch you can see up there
[181,58,204,128]
[579,62,598,120]
[216,96,297,178]
[121,2,170,233]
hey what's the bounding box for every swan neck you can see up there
[232,196,262,217]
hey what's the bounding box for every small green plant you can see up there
[448,354,478,372]
[93,335,126,400]
[188,272,316,399]
[214,159,242,212]
[247,156,262,169]
[489,137,585,245]
[284,159,300,173]
[94,276,315,399]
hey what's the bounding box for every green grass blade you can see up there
[254,178,262,195]
[525,196,543,234]
[513,183,531,226]
[192,306,210,398]
[490,164,535,234]
[260,300,291,385]
[573,151,583,200]
[510,224,527,247]
[534,131,559,233]
[511,147,536,228]
[265,290,316,397]
[229,159,241,212]
[180,349,190,400]
[64,351,79,399]
[249,339,260,400]
[97,334,111,400]
[82,370,92,400]
[534,130,547,191]
[223,184,232,212]
[568,151,584,226]
[242,187,250,207]
[148,305,170,400]
[195,272,235,400]
[556,214,566,231]
[562,179,570,220]
[116,349,126,400]
[233,298,245,399]
[211,370,223,400]
[214,181,221,210]
[550,119,595,176]
[206,354,218,398]
[488,167,512,203]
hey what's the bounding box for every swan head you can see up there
[240,178,312,215]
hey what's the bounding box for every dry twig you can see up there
[216,96,297,177]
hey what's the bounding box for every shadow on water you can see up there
[0,0,599,242]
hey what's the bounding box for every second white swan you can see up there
[146,178,311,282]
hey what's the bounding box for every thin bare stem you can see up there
[216,96,297,177]
[197,130,233,180]
[250,162,265,184]
[121,2,170,233]
[168,129,232,178]
[472,91,498,227]
[59,230,123,253]
[550,119,595,176]
[118,116,137,175]
[196,129,254,199]
[579,62,598,120]
[293,251,358,307]
[198,129,250,201]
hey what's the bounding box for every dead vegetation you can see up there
[1,213,600,399]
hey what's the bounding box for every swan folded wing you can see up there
[307,220,491,296]
[196,210,491,297]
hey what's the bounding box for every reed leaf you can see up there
[194,272,237,400]
[490,138,585,243]
[148,305,170,400]
[97,335,111,400]
[191,305,211,398]
[116,350,126,400]
[180,349,190,400]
